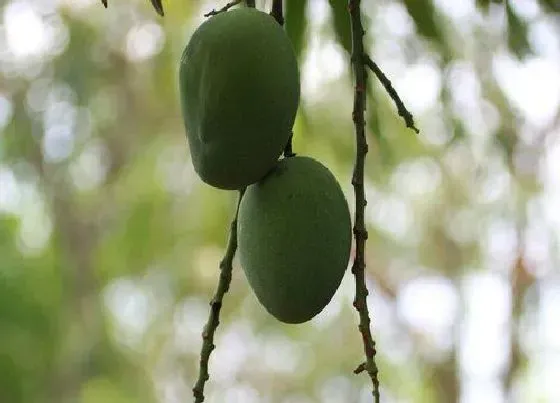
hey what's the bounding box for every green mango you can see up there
[238,156,352,324]
[179,8,300,190]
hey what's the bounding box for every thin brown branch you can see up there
[204,0,242,17]
[348,1,380,402]
[100,0,163,16]
[364,55,419,134]
[192,190,245,403]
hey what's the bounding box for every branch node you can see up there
[354,362,366,374]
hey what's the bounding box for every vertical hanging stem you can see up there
[192,189,245,403]
[271,0,284,25]
[348,1,380,401]
[268,0,295,159]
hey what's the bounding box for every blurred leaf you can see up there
[53,16,99,104]
[328,0,352,54]
[285,0,308,60]
[538,0,560,13]
[494,126,518,165]
[506,1,533,59]
[2,95,36,164]
[448,116,467,144]
[95,197,175,281]
[476,0,491,12]
[401,0,442,42]
[81,377,135,403]
[0,265,57,403]
[367,87,394,168]
[475,0,503,13]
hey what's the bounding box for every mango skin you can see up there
[238,156,352,324]
[179,8,300,190]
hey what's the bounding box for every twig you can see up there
[150,0,164,16]
[348,1,380,402]
[192,189,245,403]
[100,0,164,16]
[204,0,242,17]
[364,55,419,134]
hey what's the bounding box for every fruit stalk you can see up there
[268,0,295,159]
[192,189,245,403]
[270,0,284,25]
[348,1,380,401]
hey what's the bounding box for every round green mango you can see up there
[179,8,300,190]
[237,156,352,324]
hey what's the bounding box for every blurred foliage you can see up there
[285,0,307,60]
[0,0,559,402]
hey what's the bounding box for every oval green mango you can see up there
[238,156,352,324]
[179,8,300,190]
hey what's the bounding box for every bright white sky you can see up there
[1,0,559,402]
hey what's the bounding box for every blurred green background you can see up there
[1,0,559,402]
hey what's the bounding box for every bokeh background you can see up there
[1,0,559,402]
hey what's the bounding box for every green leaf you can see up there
[367,88,394,168]
[476,0,503,13]
[328,0,352,54]
[476,0,492,12]
[538,0,560,13]
[506,1,533,59]
[401,0,441,42]
[285,0,308,60]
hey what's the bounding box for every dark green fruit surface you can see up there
[238,156,352,324]
[179,8,300,190]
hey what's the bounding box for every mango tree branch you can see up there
[348,1,380,402]
[204,0,242,17]
[192,189,246,403]
[364,55,419,133]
